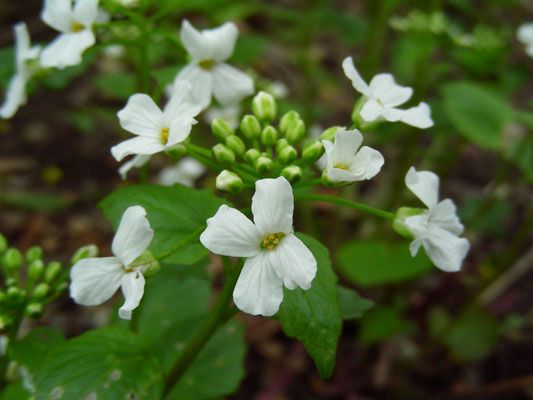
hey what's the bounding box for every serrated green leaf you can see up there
[278,233,342,379]
[359,306,416,344]
[337,286,374,319]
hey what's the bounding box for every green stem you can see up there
[163,259,244,396]
[155,228,204,261]
[294,193,395,220]
[293,178,322,188]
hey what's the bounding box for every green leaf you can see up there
[9,327,65,372]
[442,82,513,151]
[1,382,30,400]
[278,233,342,379]
[359,306,416,344]
[337,286,374,319]
[34,327,164,400]
[336,240,432,286]
[99,184,227,265]
[92,73,136,100]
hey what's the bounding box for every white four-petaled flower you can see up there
[342,56,433,129]
[40,0,100,68]
[170,20,254,109]
[403,167,470,272]
[70,205,154,319]
[0,23,41,119]
[200,177,317,316]
[517,23,533,57]
[322,130,384,183]
[111,82,201,162]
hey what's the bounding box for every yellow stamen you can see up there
[121,265,134,273]
[71,21,85,32]
[260,232,285,250]
[334,164,348,170]
[198,59,214,70]
[160,127,169,144]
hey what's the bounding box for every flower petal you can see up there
[180,19,209,61]
[69,256,123,306]
[14,23,37,69]
[369,73,412,107]
[252,177,294,236]
[202,22,239,62]
[200,205,262,257]
[118,271,145,320]
[174,64,213,110]
[157,157,205,187]
[380,107,405,122]
[267,234,317,290]
[429,199,464,235]
[40,30,95,68]
[167,117,196,147]
[111,135,165,162]
[73,0,98,28]
[118,154,151,180]
[164,81,202,121]
[517,23,533,45]
[348,145,384,180]
[405,166,439,208]
[400,102,434,129]
[359,99,383,122]
[41,0,72,33]
[233,253,284,316]
[117,93,165,138]
[112,205,154,267]
[341,56,368,93]
[331,130,362,167]
[422,225,470,272]
[212,63,254,106]
[0,74,27,119]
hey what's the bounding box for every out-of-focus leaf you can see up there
[337,286,374,319]
[359,306,416,344]
[92,73,136,100]
[0,190,72,212]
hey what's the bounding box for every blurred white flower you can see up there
[170,20,254,109]
[118,154,150,180]
[0,23,41,119]
[204,104,241,129]
[517,23,533,57]
[342,56,433,129]
[200,177,317,316]
[157,157,205,186]
[404,167,470,272]
[309,124,326,170]
[70,206,154,320]
[102,44,126,59]
[268,80,289,98]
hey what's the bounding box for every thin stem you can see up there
[293,178,322,188]
[294,193,395,220]
[155,228,204,261]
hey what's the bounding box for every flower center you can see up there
[160,127,169,144]
[121,265,134,273]
[71,21,85,32]
[260,232,285,250]
[377,98,384,106]
[334,164,348,170]
[198,59,214,70]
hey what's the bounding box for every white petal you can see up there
[157,157,205,187]
[118,154,150,180]
[164,81,202,121]
[112,205,154,266]
[252,177,294,236]
[348,146,384,180]
[380,107,405,122]
[341,56,368,93]
[73,0,98,28]
[233,253,284,316]
[180,19,209,61]
[111,135,165,162]
[409,238,422,257]
[331,130,362,167]
[429,199,464,235]
[174,64,213,109]
[69,256,123,306]
[118,271,145,320]
[400,102,434,129]
[404,214,429,239]
[0,74,27,119]
[117,93,165,138]
[212,63,254,106]
[327,167,362,183]
[166,117,196,147]
[322,139,335,171]
[359,99,383,122]
[41,0,72,33]
[526,44,533,58]
[369,73,412,107]
[423,225,470,272]
[14,23,32,69]
[202,22,239,62]
[405,166,439,208]
[517,23,533,45]
[40,30,95,68]
[267,234,317,290]
[200,205,262,257]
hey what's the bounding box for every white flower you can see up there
[157,157,205,186]
[170,20,254,109]
[204,104,241,129]
[200,177,317,316]
[40,0,100,68]
[118,154,150,180]
[0,23,41,119]
[403,167,470,272]
[322,130,384,183]
[342,56,433,129]
[111,82,201,162]
[517,23,533,57]
[70,206,154,319]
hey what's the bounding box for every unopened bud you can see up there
[7,287,25,303]
[319,126,344,142]
[254,156,273,174]
[44,261,62,283]
[3,248,23,270]
[244,149,261,164]
[129,251,160,278]
[276,138,289,153]
[32,283,49,300]
[25,303,43,319]
[71,244,99,265]
[279,111,300,134]
[0,315,13,330]
[286,119,305,144]
[216,170,243,194]
[252,91,277,123]
[392,207,425,239]
[166,143,187,159]
[281,165,302,184]
[212,144,235,166]
[260,126,278,146]
[25,246,43,263]
[225,135,246,157]
[212,118,234,142]
[301,140,324,163]
[240,114,261,140]
[0,234,7,253]
[28,259,45,283]
[278,145,297,165]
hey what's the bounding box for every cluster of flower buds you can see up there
[211,91,325,193]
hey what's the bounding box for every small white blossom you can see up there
[111,82,201,162]
[342,56,433,129]
[170,20,254,109]
[70,206,154,319]
[322,130,384,183]
[404,167,470,272]
[200,177,317,316]
[157,157,205,186]
[517,23,533,57]
[118,154,150,180]
[0,23,40,119]
[40,0,100,68]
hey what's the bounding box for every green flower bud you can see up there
[321,169,336,187]
[0,314,13,330]
[392,207,425,239]
[5,278,17,288]
[260,125,278,146]
[278,145,297,165]
[28,259,45,283]
[165,143,187,159]
[216,170,243,194]
[244,148,261,164]
[280,165,302,184]
[0,234,7,253]
[25,246,43,263]
[130,250,160,278]
[212,144,235,167]
[212,118,234,142]
[319,126,344,142]
[301,140,325,163]
[276,138,289,153]
[286,119,306,145]
[254,156,273,174]
[279,111,300,135]
[3,248,23,270]
[240,114,261,140]
[44,261,62,283]
[351,96,366,125]
[7,287,25,303]
[225,135,246,157]
[252,91,277,123]
[71,244,99,265]
[25,303,43,319]
[32,283,49,300]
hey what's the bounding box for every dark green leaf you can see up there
[359,306,416,344]
[337,286,374,320]
[9,327,65,372]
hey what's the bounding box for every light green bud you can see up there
[286,119,306,144]
[319,126,344,142]
[225,135,246,157]
[320,170,336,187]
[71,244,99,265]
[240,114,261,140]
[25,303,43,319]
[281,165,302,184]
[216,170,243,194]
[301,140,325,163]
[0,314,13,330]
[276,138,289,153]
[278,145,297,165]
[212,144,236,167]
[44,261,62,283]
[279,111,300,134]
[25,246,43,263]
[165,143,187,159]
[212,118,234,142]
[3,248,22,270]
[5,278,17,288]
[0,234,7,253]
[130,250,160,278]
[392,207,425,239]
[252,91,277,123]
[254,156,273,174]
[244,148,261,164]
[260,125,278,146]
[7,287,25,303]
[32,283,49,300]
[28,259,45,283]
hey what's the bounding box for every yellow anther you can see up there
[160,127,169,144]
[121,265,134,273]
[334,164,348,170]
[260,232,285,250]
[71,21,85,32]
[198,59,214,70]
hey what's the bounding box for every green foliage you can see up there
[278,233,342,379]
[9,327,65,372]
[92,73,136,100]
[359,306,416,344]
[337,286,374,319]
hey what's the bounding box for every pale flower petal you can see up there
[359,99,383,122]
[167,117,196,147]
[117,93,165,138]
[422,225,470,272]
[252,177,294,236]
[174,64,213,109]
[405,166,439,208]
[180,19,209,61]
[118,154,151,180]
[202,22,239,62]
[41,0,72,33]
[164,81,202,121]
[331,130,363,167]
[348,146,384,180]
[399,102,434,128]
[112,205,154,267]
[0,74,27,119]
[517,23,533,45]
[429,199,464,235]
[342,56,368,93]
[369,74,412,107]
[118,271,145,320]
[157,157,205,187]
[73,0,99,28]
[211,63,254,106]
[40,30,95,68]
[111,136,165,162]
